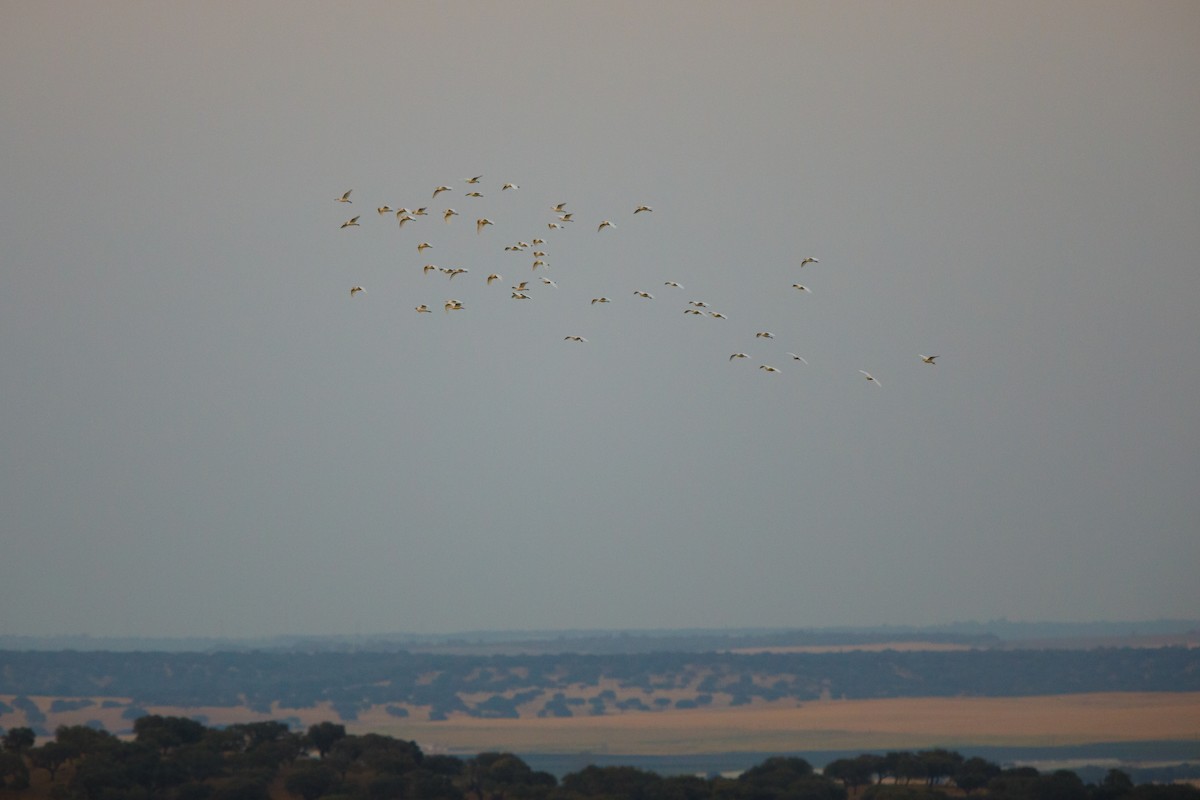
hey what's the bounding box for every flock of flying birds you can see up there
[335,180,939,384]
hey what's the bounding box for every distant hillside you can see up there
[2,645,1198,736]
[2,619,1195,654]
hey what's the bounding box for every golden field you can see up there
[6,692,1199,755]
[360,693,1200,754]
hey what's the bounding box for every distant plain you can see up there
[7,691,1198,756]
[4,629,1197,756]
[358,692,1200,755]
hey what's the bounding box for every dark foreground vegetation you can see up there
[1,718,1198,800]
[1,647,1197,725]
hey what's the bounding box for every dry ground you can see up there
[8,692,1197,755]
[360,692,1200,755]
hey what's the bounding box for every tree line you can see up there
[2,718,1198,800]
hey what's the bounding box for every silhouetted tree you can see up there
[55,723,118,763]
[306,721,347,758]
[953,757,1000,795]
[1,726,35,754]
[28,740,74,781]
[135,713,207,751]
[824,757,874,794]
[228,720,291,750]
[357,733,424,775]
[884,752,926,786]
[1093,768,1135,800]
[916,749,963,787]
[1029,769,1088,800]
[735,756,845,800]
[739,756,815,784]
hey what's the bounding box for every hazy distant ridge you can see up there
[1,645,1197,721]
[2,619,1194,654]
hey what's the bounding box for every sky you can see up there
[2,2,1198,640]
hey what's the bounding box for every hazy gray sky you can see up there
[3,2,1198,639]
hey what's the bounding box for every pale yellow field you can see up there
[359,692,1200,754]
[5,692,1198,755]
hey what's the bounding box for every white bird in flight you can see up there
[465,175,482,184]
[759,365,781,373]
[787,353,808,364]
[634,291,654,299]
[336,190,352,203]
[444,208,459,222]
[920,354,939,364]
[564,335,587,342]
[350,286,365,296]
[800,257,819,267]
[340,216,360,228]
[792,284,812,293]
[433,185,452,198]
[502,183,519,190]
[664,281,684,289]
[487,273,502,285]
[730,353,749,361]
[634,205,652,214]
[444,299,464,313]
[415,304,431,313]
[477,218,494,233]
[597,220,616,232]
[417,242,432,253]
[591,297,611,305]
[859,370,881,386]
[377,206,392,215]
[755,331,774,339]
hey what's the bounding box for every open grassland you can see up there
[358,692,1200,755]
[7,692,1198,755]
